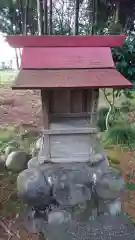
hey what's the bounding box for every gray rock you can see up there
[91,153,105,165]
[92,160,109,183]
[96,167,125,200]
[36,137,43,150]
[107,198,121,216]
[98,198,121,216]
[22,206,44,234]
[8,141,20,148]
[47,163,93,206]
[27,157,39,169]
[40,163,93,186]
[53,182,91,206]
[48,210,71,224]
[31,147,39,158]
[5,150,29,172]
[17,168,51,207]
[4,146,17,158]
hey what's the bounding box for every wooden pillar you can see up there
[90,88,99,126]
[40,90,50,162]
[41,90,49,129]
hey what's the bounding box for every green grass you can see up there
[0,126,39,154]
[0,70,17,84]
[0,126,40,218]
[102,124,135,146]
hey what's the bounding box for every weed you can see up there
[103,124,135,146]
[120,100,133,113]
[126,181,135,190]
[97,107,109,132]
[108,156,120,165]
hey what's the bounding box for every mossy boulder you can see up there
[27,157,39,169]
[4,146,18,158]
[5,150,29,172]
[0,155,6,169]
[8,141,20,148]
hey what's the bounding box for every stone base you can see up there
[22,209,135,240]
[17,138,125,239]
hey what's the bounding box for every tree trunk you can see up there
[37,0,42,35]
[88,0,94,34]
[18,48,22,59]
[103,89,115,131]
[18,0,24,34]
[49,0,53,35]
[23,0,29,35]
[115,2,120,24]
[15,49,20,69]
[93,0,98,33]
[75,0,79,35]
[43,0,48,34]
[41,0,44,34]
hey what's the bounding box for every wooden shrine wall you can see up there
[41,88,99,124]
[40,88,99,163]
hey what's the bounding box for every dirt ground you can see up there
[0,86,135,239]
[0,86,42,239]
[0,87,42,129]
[106,149,135,220]
[119,151,135,219]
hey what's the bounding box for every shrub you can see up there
[104,124,135,146]
[108,156,120,165]
[120,100,133,113]
[97,107,120,132]
[97,107,109,132]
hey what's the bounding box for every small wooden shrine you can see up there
[7,35,131,163]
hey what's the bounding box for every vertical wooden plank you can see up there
[71,89,83,113]
[86,89,92,112]
[90,88,99,126]
[40,90,50,162]
[82,89,88,112]
[52,89,70,114]
[94,88,99,114]
[41,90,49,129]
[86,89,92,125]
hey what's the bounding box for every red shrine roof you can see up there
[7,35,131,89]
[21,47,114,69]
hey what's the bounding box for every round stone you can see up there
[17,168,51,207]
[5,150,29,172]
[4,146,17,158]
[107,198,121,216]
[53,182,91,206]
[27,157,39,169]
[90,153,106,166]
[48,209,71,224]
[94,153,105,163]
[95,167,125,200]
[8,141,20,148]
